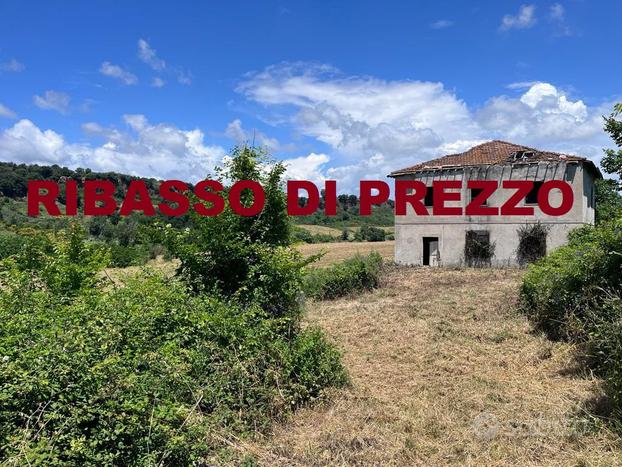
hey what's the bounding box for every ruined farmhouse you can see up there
[389,140,601,266]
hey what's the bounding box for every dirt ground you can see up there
[236,267,621,466]
[298,240,395,267]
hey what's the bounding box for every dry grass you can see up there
[298,225,344,237]
[235,267,621,466]
[298,241,395,267]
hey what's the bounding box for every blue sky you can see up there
[0,0,620,191]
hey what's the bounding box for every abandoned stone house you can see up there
[388,140,601,267]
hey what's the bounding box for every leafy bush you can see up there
[0,223,347,464]
[519,219,622,417]
[304,252,383,300]
[0,230,25,260]
[108,243,150,268]
[0,270,347,465]
[354,225,386,242]
[519,219,622,339]
[464,230,495,267]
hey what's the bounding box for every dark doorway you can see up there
[423,236,439,266]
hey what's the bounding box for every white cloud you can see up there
[99,61,138,85]
[283,153,330,184]
[550,3,564,20]
[237,63,473,159]
[224,119,280,151]
[500,4,536,31]
[430,20,453,29]
[33,90,71,114]
[237,63,612,190]
[138,39,166,71]
[0,103,16,119]
[0,116,226,182]
[0,59,24,73]
[152,77,166,88]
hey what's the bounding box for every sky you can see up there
[0,0,620,192]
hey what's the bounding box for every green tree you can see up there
[596,103,622,222]
[602,103,622,186]
[159,146,305,319]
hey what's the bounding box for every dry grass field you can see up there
[298,240,395,267]
[235,267,622,466]
[297,225,343,237]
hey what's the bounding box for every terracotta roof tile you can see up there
[388,140,600,177]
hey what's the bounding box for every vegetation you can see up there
[303,252,383,300]
[519,103,622,425]
[0,148,348,465]
[464,230,495,267]
[516,223,549,266]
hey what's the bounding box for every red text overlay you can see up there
[27,179,573,217]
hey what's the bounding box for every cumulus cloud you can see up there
[237,63,611,189]
[237,63,473,159]
[33,90,71,114]
[500,4,536,31]
[0,103,16,119]
[99,61,138,85]
[0,116,226,182]
[282,153,330,184]
[0,58,25,73]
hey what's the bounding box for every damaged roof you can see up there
[388,140,601,178]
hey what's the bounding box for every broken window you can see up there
[464,230,495,267]
[525,181,544,205]
[516,223,549,266]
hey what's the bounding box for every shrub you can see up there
[516,223,549,266]
[355,225,386,242]
[304,252,383,300]
[108,243,150,267]
[519,219,622,417]
[519,219,622,339]
[0,229,347,465]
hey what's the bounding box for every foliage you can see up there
[519,219,622,420]
[291,226,339,244]
[354,225,386,242]
[464,230,495,267]
[595,178,622,224]
[0,218,347,465]
[601,103,622,187]
[516,223,549,266]
[304,253,383,300]
[293,194,394,229]
[158,147,308,319]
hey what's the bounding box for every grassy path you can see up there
[239,267,621,466]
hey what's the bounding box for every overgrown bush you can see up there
[519,219,622,417]
[0,147,349,464]
[355,225,386,242]
[464,230,495,267]
[304,252,383,300]
[516,223,549,266]
[0,268,347,465]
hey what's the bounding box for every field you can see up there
[235,267,621,466]
[298,240,395,267]
[297,225,395,238]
